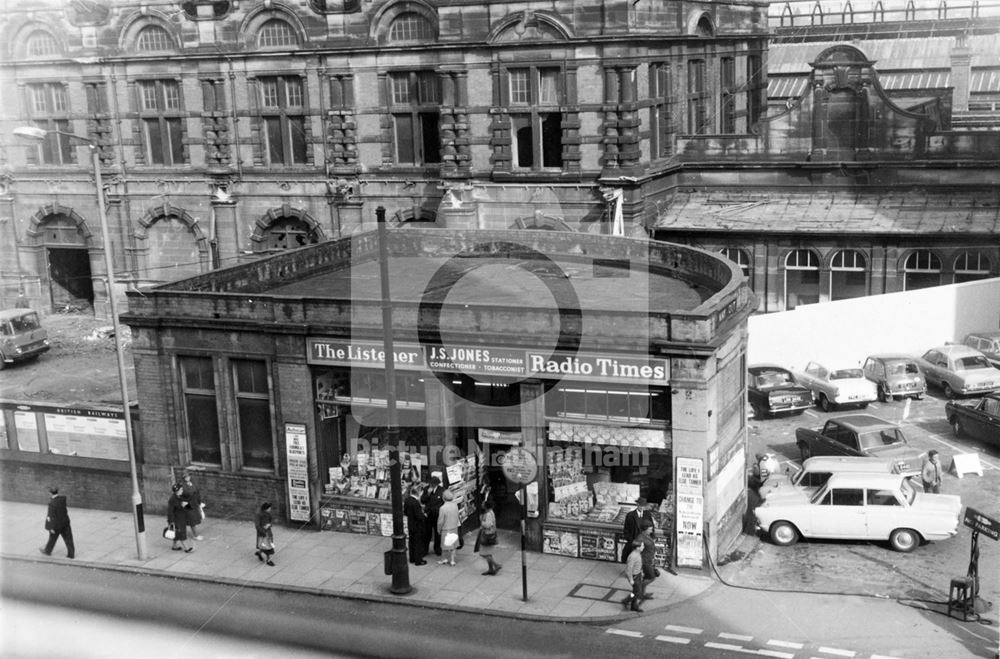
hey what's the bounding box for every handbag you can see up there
[481,529,498,546]
[443,531,459,549]
[163,525,176,540]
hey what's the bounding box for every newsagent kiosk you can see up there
[123,228,755,568]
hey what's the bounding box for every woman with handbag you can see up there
[254,501,276,566]
[436,490,460,566]
[166,483,193,553]
[476,500,502,576]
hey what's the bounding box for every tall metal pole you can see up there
[377,206,411,594]
[91,144,147,560]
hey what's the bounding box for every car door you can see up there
[829,426,860,457]
[921,351,943,381]
[863,487,903,539]
[810,487,867,538]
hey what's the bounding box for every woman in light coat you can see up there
[436,489,460,566]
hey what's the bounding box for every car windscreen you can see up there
[858,429,904,451]
[8,313,40,332]
[957,355,992,370]
[830,369,863,380]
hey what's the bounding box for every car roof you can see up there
[801,456,896,471]
[966,331,1000,340]
[0,308,40,322]
[866,353,916,361]
[748,364,791,372]
[925,344,985,357]
[825,414,899,430]
[824,472,906,487]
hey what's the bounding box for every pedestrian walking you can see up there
[437,489,460,566]
[921,450,943,493]
[404,484,428,566]
[621,539,645,612]
[476,500,502,576]
[40,486,74,559]
[621,497,654,562]
[421,476,445,556]
[166,483,193,553]
[638,519,659,594]
[181,471,204,540]
[254,502,276,566]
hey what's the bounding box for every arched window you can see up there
[781,3,794,26]
[954,251,992,283]
[136,25,173,52]
[905,0,916,19]
[719,247,752,284]
[260,217,321,252]
[843,2,854,23]
[830,249,867,301]
[258,19,298,47]
[937,1,948,18]
[873,1,885,21]
[26,30,59,57]
[388,12,434,42]
[903,250,941,291]
[145,216,206,282]
[812,4,824,25]
[785,249,820,309]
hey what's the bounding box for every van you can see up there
[759,456,905,502]
[0,309,50,368]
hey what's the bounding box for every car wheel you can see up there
[889,528,920,553]
[819,394,833,413]
[769,521,799,546]
[943,383,955,399]
[858,402,869,409]
[799,443,812,461]
[877,384,888,402]
[951,417,963,438]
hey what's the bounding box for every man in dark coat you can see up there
[420,476,445,556]
[404,485,428,565]
[40,486,74,558]
[621,497,654,562]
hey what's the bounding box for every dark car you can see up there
[862,353,926,402]
[946,394,1000,447]
[748,364,813,419]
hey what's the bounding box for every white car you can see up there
[794,362,878,412]
[759,456,906,502]
[917,344,1000,399]
[755,472,962,552]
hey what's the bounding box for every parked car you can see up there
[862,354,926,402]
[754,472,962,552]
[946,394,1000,447]
[963,331,1000,369]
[794,362,877,412]
[748,364,813,418]
[795,414,925,474]
[759,455,907,502]
[917,344,1000,399]
[0,308,50,369]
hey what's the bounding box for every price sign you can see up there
[501,447,538,484]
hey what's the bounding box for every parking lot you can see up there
[737,391,1000,619]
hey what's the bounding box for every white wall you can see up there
[747,278,1000,369]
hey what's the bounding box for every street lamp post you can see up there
[13,126,147,560]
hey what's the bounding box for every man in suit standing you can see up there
[40,486,74,558]
[621,497,654,562]
[404,484,428,565]
[421,476,445,556]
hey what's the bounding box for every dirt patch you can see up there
[0,311,135,406]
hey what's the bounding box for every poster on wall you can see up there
[44,411,128,460]
[675,457,705,568]
[13,410,39,452]
[284,423,312,522]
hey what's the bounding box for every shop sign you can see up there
[675,457,705,568]
[306,338,671,386]
[477,428,522,445]
[284,423,311,522]
[501,446,538,484]
[963,507,1000,541]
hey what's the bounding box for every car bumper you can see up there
[2,341,50,363]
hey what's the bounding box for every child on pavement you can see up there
[622,539,645,612]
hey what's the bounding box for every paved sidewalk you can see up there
[0,501,712,623]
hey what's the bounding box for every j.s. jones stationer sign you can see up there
[307,339,670,385]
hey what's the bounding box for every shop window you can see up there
[720,57,736,134]
[389,71,441,165]
[138,80,185,166]
[24,83,73,165]
[830,249,867,301]
[508,66,563,170]
[784,249,820,309]
[903,250,941,290]
[26,30,59,57]
[320,369,426,409]
[686,59,709,134]
[388,12,434,42]
[905,0,916,19]
[649,62,674,159]
[136,25,173,52]
[258,76,307,165]
[258,19,298,48]
[719,247,752,283]
[546,384,669,425]
[180,356,222,466]
[234,359,274,471]
[954,251,992,283]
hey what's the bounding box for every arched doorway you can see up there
[30,210,95,312]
